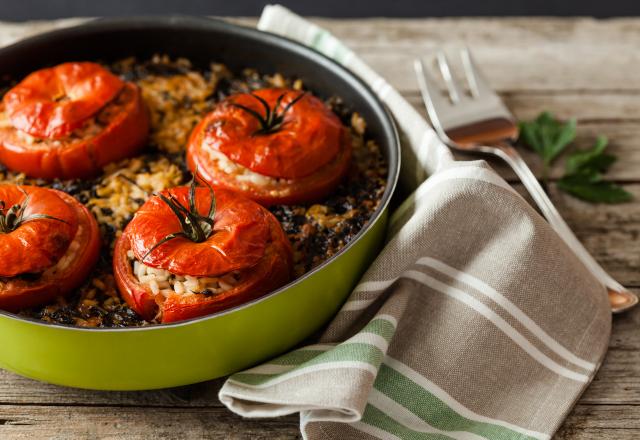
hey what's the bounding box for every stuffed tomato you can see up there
[187,88,351,206]
[113,181,293,323]
[0,62,149,179]
[0,185,100,312]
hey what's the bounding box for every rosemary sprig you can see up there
[231,91,305,136]
[141,177,217,262]
[0,188,68,234]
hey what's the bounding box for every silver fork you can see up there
[414,48,638,313]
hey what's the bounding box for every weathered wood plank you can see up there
[356,46,640,94]
[402,90,640,123]
[557,404,640,439]
[310,18,640,93]
[0,371,227,407]
[497,92,640,122]
[580,295,640,406]
[0,402,638,440]
[0,18,86,47]
[312,17,640,50]
[0,405,301,439]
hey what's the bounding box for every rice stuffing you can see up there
[128,250,240,298]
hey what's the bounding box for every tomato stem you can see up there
[231,91,305,136]
[141,178,217,262]
[0,188,68,234]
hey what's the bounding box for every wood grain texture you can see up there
[0,406,301,439]
[1,16,640,440]
[309,18,640,93]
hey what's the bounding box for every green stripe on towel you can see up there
[374,365,537,440]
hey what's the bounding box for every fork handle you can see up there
[493,144,638,313]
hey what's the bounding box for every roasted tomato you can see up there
[113,181,293,323]
[187,88,352,206]
[0,185,100,312]
[0,62,149,179]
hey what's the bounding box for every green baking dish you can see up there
[0,16,400,390]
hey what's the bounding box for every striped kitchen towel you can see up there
[218,5,612,439]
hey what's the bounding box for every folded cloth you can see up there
[218,6,612,439]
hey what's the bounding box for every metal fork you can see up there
[414,48,638,313]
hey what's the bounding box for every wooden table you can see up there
[1,17,640,439]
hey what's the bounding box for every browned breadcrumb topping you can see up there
[0,55,387,327]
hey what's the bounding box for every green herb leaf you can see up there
[518,112,577,167]
[557,174,632,204]
[557,136,632,204]
[564,135,615,174]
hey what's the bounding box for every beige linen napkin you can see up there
[218,5,611,440]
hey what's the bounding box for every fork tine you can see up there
[413,58,450,140]
[460,47,492,98]
[435,51,463,104]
